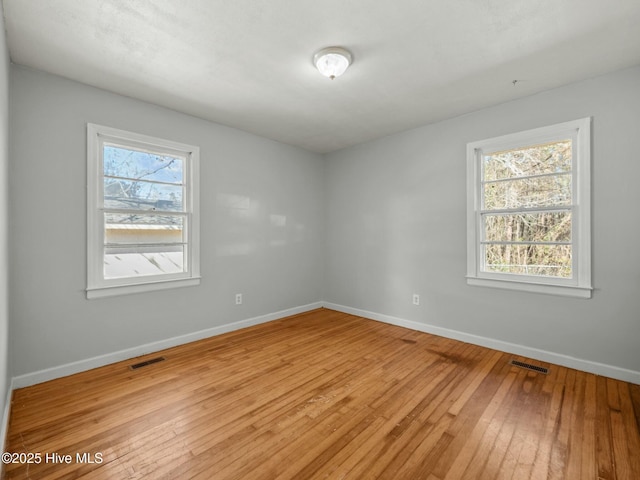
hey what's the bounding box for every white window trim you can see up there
[466,117,592,298]
[87,124,200,299]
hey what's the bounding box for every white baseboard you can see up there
[9,300,640,390]
[1,378,13,455]
[11,302,323,389]
[322,302,640,385]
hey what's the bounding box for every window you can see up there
[87,124,200,298]
[466,118,591,298]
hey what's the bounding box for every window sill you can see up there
[87,277,201,299]
[466,276,592,299]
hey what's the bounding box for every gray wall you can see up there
[7,61,640,383]
[9,66,325,377]
[0,1,9,436]
[325,65,640,374]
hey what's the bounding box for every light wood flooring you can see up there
[3,308,640,479]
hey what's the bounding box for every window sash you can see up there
[479,141,575,280]
[104,174,184,187]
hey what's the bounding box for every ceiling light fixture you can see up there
[313,47,352,80]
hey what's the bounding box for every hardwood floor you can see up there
[3,308,640,479]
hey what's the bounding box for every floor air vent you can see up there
[509,359,549,374]
[129,356,166,370]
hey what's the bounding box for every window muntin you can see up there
[87,124,200,298]
[467,118,591,298]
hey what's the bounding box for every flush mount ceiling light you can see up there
[313,47,353,80]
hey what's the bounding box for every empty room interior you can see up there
[1,1,640,479]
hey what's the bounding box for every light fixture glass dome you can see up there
[313,47,352,80]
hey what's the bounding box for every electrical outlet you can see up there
[412,294,420,305]
[235,293,243,305]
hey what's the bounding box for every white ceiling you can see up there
[4,1,640,153]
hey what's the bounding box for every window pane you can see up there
[483,140,571,181]
[484,244,571,278]
[484,173,571,210]
[105,214,184,245]
[484,211,571,243]
[104,178,183,211]
[104,145,184,184]
[104,245,185,279]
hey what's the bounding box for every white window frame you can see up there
[87,124,200,299]
[466,117,592,298]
